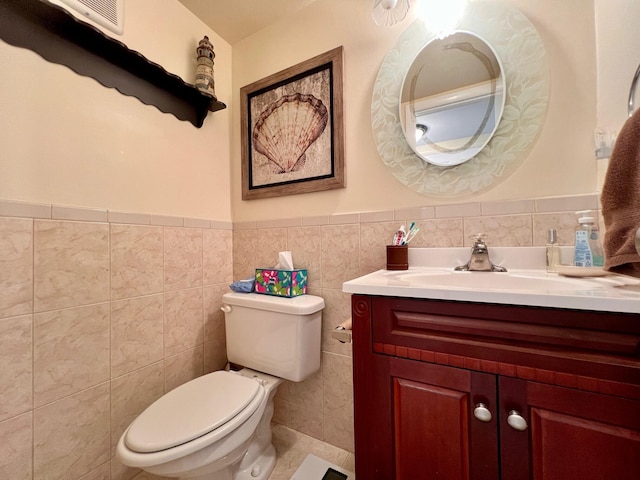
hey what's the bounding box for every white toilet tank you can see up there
[221,292,324,382]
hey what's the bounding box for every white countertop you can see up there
[342,247,640,314]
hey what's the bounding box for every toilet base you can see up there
[175,370,280,480]
[231,373,279,480]
[234,443,276,480]
[177,444,276,480]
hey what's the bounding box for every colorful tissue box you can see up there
[254,268,307,297]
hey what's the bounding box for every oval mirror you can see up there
[399,31,505,167]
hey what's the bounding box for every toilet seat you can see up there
[125,371,262,454]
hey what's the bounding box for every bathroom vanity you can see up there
[343,250,640,479]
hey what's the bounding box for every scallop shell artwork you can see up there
[252,93,329,174]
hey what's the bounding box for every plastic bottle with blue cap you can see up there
[573,210,604,267]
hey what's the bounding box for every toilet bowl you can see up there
[117,369,281,479]
[116,292,324,480]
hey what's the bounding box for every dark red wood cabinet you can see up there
[351,295,640,480]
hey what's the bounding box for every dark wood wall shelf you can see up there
[0,0,226,128]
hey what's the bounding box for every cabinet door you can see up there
[391,357,499,480]
[500,377,640,480]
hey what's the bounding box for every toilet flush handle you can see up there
[220,305,232,314]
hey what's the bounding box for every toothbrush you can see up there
[405,227,419,244]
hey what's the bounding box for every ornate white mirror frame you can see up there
[371,2,549,197]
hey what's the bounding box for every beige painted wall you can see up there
[3,0,635,224]
[594,0,640,186]
[231,0,599,222]
[596,0,640,131]
[0,0,232,221]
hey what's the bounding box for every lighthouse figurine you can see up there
[195,35,216,99]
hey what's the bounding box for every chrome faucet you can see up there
[455,234,507,272]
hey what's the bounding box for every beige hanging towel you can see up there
[601,108,640,274]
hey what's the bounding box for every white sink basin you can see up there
[392,270,594,292]
[342,247,640,313]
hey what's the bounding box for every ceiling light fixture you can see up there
[372,0,411,27]
[415,0,469,39]
[415,124,428,142]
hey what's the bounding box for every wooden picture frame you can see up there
[240,46,345,200]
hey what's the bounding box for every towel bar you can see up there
[628,63,640,117]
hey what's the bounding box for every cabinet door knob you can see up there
[474,403,493,422]
[507,410,528,431]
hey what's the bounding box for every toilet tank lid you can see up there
[222,292,324,314]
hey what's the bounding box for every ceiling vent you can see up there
[59,0,125,35]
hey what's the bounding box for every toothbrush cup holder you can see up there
[386,245,408,270]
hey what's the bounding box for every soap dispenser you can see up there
[573,211,604,267]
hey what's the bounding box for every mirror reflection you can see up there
[399,31,505,167]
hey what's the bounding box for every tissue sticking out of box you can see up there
[274,251,294,270]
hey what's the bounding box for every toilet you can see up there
[116,292,324,480]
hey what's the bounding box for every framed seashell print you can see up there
[240,47,345,200]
